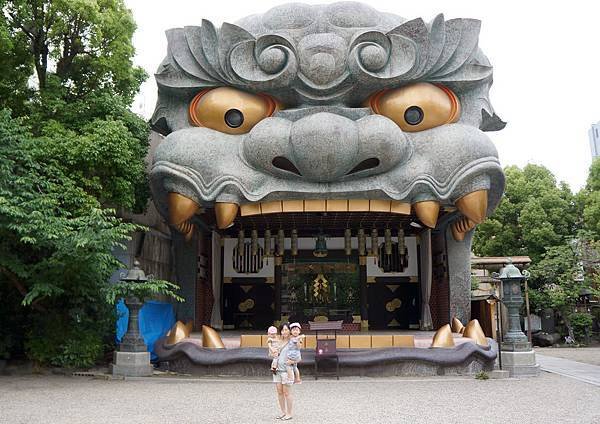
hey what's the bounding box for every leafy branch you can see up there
[103,279,184,305]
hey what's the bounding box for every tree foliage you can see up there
[578,159,600,239]
[0,4,32,116]
[3,0,145,101]
[1,0,150,212]
[0,110,143,365]
[473,162,600,342]
[103,279,184,306]
[527,244,579,311]
[527,239,599,341]
[31,95,149,210]
[473,164,577,263]
[0,0,150,367]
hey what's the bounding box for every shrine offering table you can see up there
[309,320,343,380]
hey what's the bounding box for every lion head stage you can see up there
[150,1,505,240]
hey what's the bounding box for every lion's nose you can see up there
[289,112,360,182]
[242,113,410,182]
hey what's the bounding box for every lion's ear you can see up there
[480,110,506,132]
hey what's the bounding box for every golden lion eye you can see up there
[189,87,278,135]
[369,83,460,132]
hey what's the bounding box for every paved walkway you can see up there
[537,354,600,387]
[2,372,600,423]
[535,347,600,366]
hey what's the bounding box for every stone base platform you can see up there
[501,350,540,377]
[111,351,153,377]
[154,337,498,377]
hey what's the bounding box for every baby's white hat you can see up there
[268,325,278,334]
[290,322,301,329]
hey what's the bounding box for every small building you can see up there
[471,256,531,339]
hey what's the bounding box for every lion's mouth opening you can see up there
[167,193,488,242]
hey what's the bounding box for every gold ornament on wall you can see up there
[385,297,402,312]
[312,273,330,303]
[238,298,255,312]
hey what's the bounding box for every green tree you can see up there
[3,0,145,100]
[0,0,151,367]
[0,110,142,366]
[527,239,599,342]
[473,164,577,263]
[32,95,149,211]
[474,163,599,342]
[2,0,149,212]
[0,3,32,115]
[578,158,600,240]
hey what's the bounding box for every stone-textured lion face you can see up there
[150,2,505,238]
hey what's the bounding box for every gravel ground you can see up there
[535,347,600,366]
[1,372,599,424]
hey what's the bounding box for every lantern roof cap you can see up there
[495,259,527,279]
[120,260,149,282]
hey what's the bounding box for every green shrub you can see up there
[26,329,104,369]
[25,312,64,365]
[25,305,114,369]
[54,333,103,369]
[569,312,593,342]
[475,371,489,380]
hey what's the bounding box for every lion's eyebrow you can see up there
[156,16,490,95]
[152,13,502,133]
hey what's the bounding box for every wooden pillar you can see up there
[359,256,368,331]
[195,231,212,330]
[274,255,283,324]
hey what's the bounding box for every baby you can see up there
[287,322,305,383]
[267,325,279,374]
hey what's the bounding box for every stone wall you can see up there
[446,226,473,324]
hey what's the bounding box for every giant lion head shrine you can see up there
[141,1,523,376]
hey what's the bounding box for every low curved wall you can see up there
[154,337,497,377]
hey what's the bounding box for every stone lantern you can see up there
[495,261,529,346]
[493,260,539,377]
[111,261,153,377]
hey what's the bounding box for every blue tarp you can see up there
[116,299,176,361]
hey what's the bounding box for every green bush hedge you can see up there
[569,312,593,343]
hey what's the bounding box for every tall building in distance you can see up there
[590,122,600,158]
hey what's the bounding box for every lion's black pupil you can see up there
[224,109,244,128]
[404,106,424,125]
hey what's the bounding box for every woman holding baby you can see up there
[270,322,304,420]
